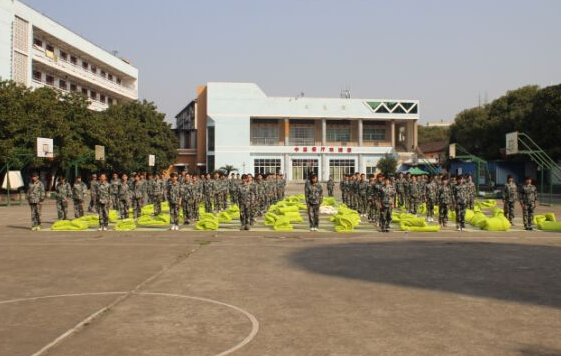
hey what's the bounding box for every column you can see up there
[322,154,328,181]
[413,120,418,150]
[321,118,326,146]
[284,118,290,146]
[284,153,290,179]
[391,120,395,148]
[357,154,363,173]
[358,119,363,147]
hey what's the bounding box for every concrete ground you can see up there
[1,186,561,356]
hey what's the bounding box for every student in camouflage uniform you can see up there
[146,174,155,205]
[55,176,72,220]
[118,174,131,219]
[97,174,110,231]
[88,174,99,213]
[229,173,238,205]
[379,177,396,233]
[503,175,518,224]
[358,174,369,216]
[153,174,165,216]
[72,176,87,218]
[452,175,468,231]
[466,175,476,209]
[305,174,323,231]
[519,176,537,230]
[202,174,213,213]
[26,173,45,230]
[193,175,203,221]
[131,174,144,219]
[367,174,378,223]
[408,175,419,215]
[237,174,255,230]
[167,173,182,230]
[279,173,286,200]
[221,175,229,210]
[438,176,452,227]
[425,175,438,223]
[340,176,348,206]
[109,173,121,211]
[326,176,335,197]
[181,174,197,225]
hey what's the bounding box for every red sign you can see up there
[293,146,352,153]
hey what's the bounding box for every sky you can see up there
[23,0,561,124]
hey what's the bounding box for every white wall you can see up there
[0,0,14,81]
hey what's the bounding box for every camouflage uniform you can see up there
[408,180,419,215]
[367,180,379,223]
[153,178,164,216]
[358,179,369,215]
[181,179,197,224]
[109,177,121,211]
[503,182,518,224]
[118,180,131,219]
[237,181,255,230]
[379,184,396,232]
[55,180,72,220]
[519,183,537,229]
[305,182,323,229]
[396,177,406,208]
[88,178,99,213]
[340,179,348,205]
[97,181,111,228]
[229,178,238,205]
[327,179,335,197]
[466,180,476,209]
[203,179,213,213]
[193,179,203,220]
[72,181,87,218]
[438,184,452,226]
[132,180,144,219]
[26,179,45,228]
[452,183,468,229]
[221,178,228,210]
[425,180,438,220]
[167,181,182,226]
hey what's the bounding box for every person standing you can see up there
[88,174,99,213]
[379,177,396,232]
[452,175,468,231]
[466,175,476,210]
[55,176,72,220]
[26,173,45,230]
[181,174,196,225]
[305,174,323,231]
[438,176,452,227]
[72,176,87,218]
[237,174,254,230]
[109,173,121,212]
[97,174,110,231]
[326,176,335,197]
[367,174,378,223]
[503,175,518,225]
[167,173,182,230]
[408,175,419,215]
[131,174,144,219]
[153,173,164,216]
[519,177,537,230]
[118,174,131,219]
[425,175,438,223]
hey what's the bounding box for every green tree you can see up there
[376,155,397,176]
[218,165,238,175]
[525,84,561,159]
[418,126,449,145]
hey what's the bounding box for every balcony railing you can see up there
[32,46,137,100]
[251,137,281,146]
[32,79,109,111]
[289,138,316,146]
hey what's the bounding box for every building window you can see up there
[100,94,106,103]
[82,61,88,70]
[365,166,377,176]
[207,155,215,174]
[70,56,77,65]
[45,75,54,85]
[59,80,67,90]
[207,127,215,151]
[251,119,280,145]
[116,78,121,85]
[33,38,42,47]
[289,121,315,145]
[254,159,281,176]
[59,51,67,61]
[329,159,355,181]
[108,74,113,81]
[91,65,97,74]
[90,90,97,100]
[46,44,54,52]
[82,88,88,96]
[70,83,77,92]
[363,127,386,141]
[326,128,351,142]
[32,70,41,81]
[292,159,318,181]
[100,70,106,77]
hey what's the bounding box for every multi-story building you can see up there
[175,82,419,181]
[0,0,138,110]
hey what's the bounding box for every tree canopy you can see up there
[376,155,398,176]
[449,84,561,160]
[418,125,450,145]
[0,81,177,175]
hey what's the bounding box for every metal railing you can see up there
[250,137,281,146]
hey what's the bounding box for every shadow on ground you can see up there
[289,240,561,309]
[518,347,561,356]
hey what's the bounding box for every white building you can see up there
[175,83,419,181]
[0,0,138,110]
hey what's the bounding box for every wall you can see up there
[0,1,14,81]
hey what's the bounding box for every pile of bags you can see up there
[137,214,171,226]
[217,204,241,223]
[329,207,360,232]
[115,218,137,231]
[196,212,219,231]
[395,213,441,232]
[73,214,99,228]
[466,207,511,231]
[52,220,89,231]
[534,213,560,231]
